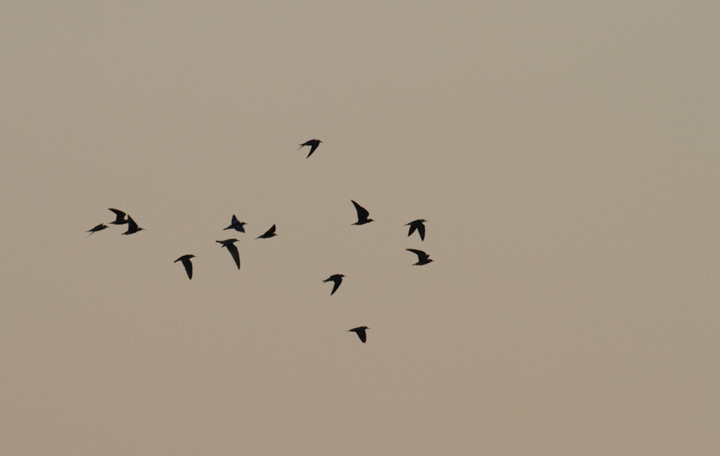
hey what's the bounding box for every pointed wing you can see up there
[356,328,367,343]
[306,142,319,158]
[407,249,428,261]
[182,258,193,279]
[330,278,342,295]
[407,224,417,237]
[418,223,425,241]
[352,200,369,222]
[108,208,127,223]
[127,216,138,232]
[226,243,241,269]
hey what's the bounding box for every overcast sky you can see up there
[2,2,719,455]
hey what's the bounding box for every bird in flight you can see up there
[407,249,433,265]
[224,215,247,233]
[348,326,369,343]
[298,139,322,158]
[406,219,427,241]
[122,216,144,235]
[323,274,345,295]
[175,254,196,280]
[256,224,277,239]
[217,239,240,269]
[108,208,128,225]
[86,223,107,235]
[351,200,373,225]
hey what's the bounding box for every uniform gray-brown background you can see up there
[2,1,719,454]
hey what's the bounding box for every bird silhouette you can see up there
[256,224,277,239]
[406,219,427,241]
[108,208,128,225]
[224,215,247,233]
[122,216,144,235]
[323,274,345,295]
[298,139,322,158]
[174,254,195,280]
[217,239,240,269]
[407,248,433,265]
[351,200,373,225]
[86,223,107,235]
[349,326,369,343]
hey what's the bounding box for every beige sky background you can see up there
[2,1,719,455]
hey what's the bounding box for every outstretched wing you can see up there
[306,142,319,158]
[353,328,367,343]
[226,243,241,269]
[407,224,417,238]
[127,216,138,232]
[418,223,425,241]
[352,200,369,222]
[108,208,127,223]
[330,278,342,295]
[406,249,428,261]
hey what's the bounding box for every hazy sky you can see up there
[2,2,719,455]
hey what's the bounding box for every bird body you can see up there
[323,274,345,295]
[122,216,144,235]
[87,223,107,235]
[256,224,277,239]
[174,254,195,280]
[407,248,433,265]
[351,200,373,225]
[108,208,128,225]
[406,219,427,241]
[298,139,322,158]
[349,326,369,343]
[224,215,246,232]
[217,239,240,269]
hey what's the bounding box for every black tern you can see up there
[256,224,277,239]
[406,249,433,265]
[298,139,322,158]
[323,274,345,295]
[87,223,108,235]
[217,239,240,269]
[224,215,247,233]
[349,326,369,343]
[351,200,373,225]
[406,219,427,241]
[175,254,195,280]
[122,216,144,235]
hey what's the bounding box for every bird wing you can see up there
[407,249,427,261]
[407,224,417,237]
[418,223,425,241]
[306,142,319,158]
[356,328,367,343]
[182,258,193,279]
[226,243,241,269]
[330,278,342,295]
[127,216,138,231]
[231,214,239,224]
[352,201,369,221]
[108,208,126,222]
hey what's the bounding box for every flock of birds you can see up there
[86,140,433,344]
